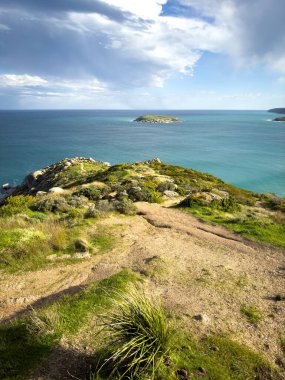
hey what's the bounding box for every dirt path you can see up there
[1,202,285,367]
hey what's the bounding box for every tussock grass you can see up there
[98,289,169,379]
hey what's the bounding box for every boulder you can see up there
[48,187,64,194]
[163,190,179,198]
[2,183,11,190]
[24,170,44,187]
[73,252,91,259]
[36,191,47,196]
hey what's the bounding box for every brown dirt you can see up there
[1,202,285,378]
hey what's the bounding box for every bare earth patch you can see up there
[1,202,285,378]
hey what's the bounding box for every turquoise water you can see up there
[0,110,284,196]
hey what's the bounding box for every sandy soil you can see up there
[1,202,285,377]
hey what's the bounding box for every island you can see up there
[268,108,285,114]
[134,114,180,123]
[273,117,285,121]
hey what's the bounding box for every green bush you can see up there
[0,195,35,216]
[73,186,110,201]
[157,182,176,193]
[31,197,69,213]
[113,198,137,215]
[128,187,162,203]
[220,196,241,212]
[85,208,102,219]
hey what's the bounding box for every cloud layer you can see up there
[0,0,284,107]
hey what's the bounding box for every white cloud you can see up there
[102,0,167,19]
[0,74,48,87]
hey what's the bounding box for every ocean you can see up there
[0,110,284,196]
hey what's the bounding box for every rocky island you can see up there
[134,114,180,123]
[273,116,285,122]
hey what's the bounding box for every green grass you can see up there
[160,334,280,380]
[0,269,139,380]
[241,305,262,325]
[96,289,170,379]
[179,204,285,248]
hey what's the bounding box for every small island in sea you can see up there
[273,116,285,122]
[134,114,180,123]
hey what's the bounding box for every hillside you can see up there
[268,108,285,114]
[0,157,285,380]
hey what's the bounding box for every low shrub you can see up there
[96,200,115,212]
[113,198,137,215]
[85,208,102,219]
[31,195,88,213]
[31,197,69,213]
[157,182,176,193]
[0,195,35,216]
[128,187,162,203]
[220,196,241,212]
[73,187,102,201]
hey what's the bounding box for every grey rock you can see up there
[73,252,91,259]
[46,254,58,261]
[2,183,11,190]
[36,191,47,196]
[163,190,179,198]
[48,187,64,194]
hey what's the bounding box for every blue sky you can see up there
[0,0,284,109]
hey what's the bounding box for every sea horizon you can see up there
[0,109,284,196]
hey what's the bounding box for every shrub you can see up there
[220,196,241,212]
[96,200,115,212]
[85,208,102,219]
[0,195,35,216]
[113,198,137,215]
[31,197,69,213]
[73,187,102,201]
[99,289,169,379]
[128,187,162,203]
[157,182,176,193]
[31,195,88,213]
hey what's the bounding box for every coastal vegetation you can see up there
[0,157,285,379]
[134,115,180,123]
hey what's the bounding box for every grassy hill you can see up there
[0,157,284,379]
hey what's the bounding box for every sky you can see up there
[0,0,284,110]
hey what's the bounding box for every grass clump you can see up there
[241,305,262,325]
[98,289,169,379]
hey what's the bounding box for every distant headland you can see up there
[134,115,180,123]
[267,108,285,121]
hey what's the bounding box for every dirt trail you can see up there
[1,202,285,366]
